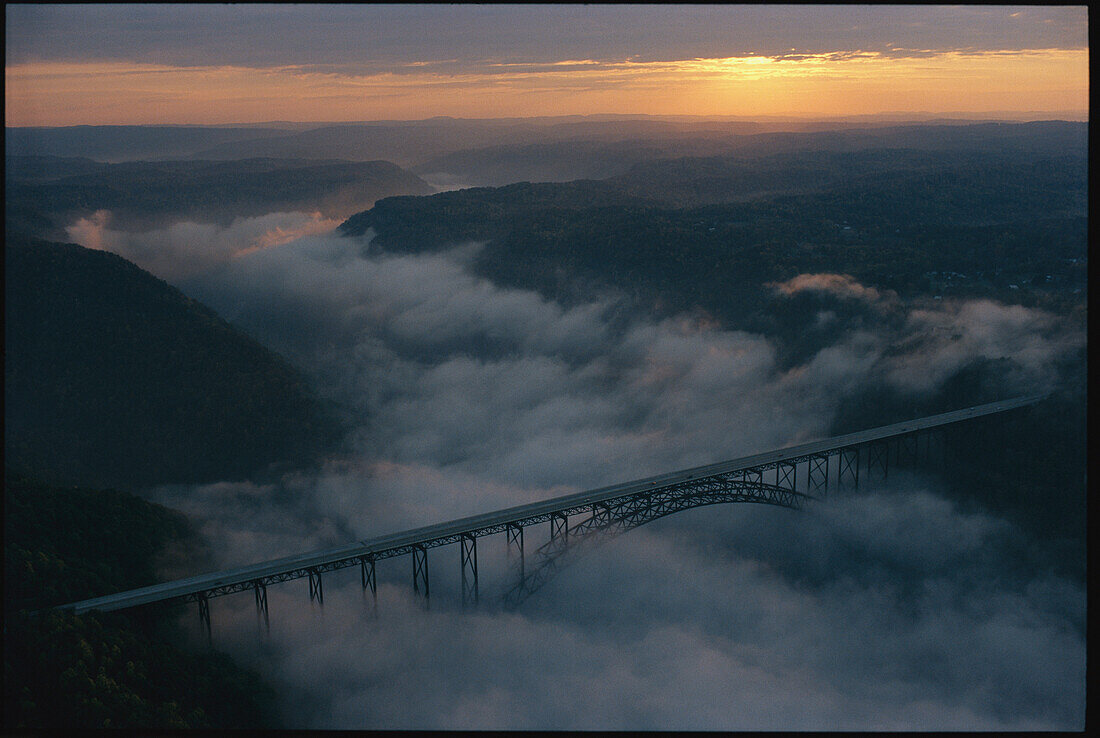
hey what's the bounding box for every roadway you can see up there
[60,393,1046,614]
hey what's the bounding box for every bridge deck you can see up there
[60,394,1044,614]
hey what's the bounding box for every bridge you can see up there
[58,394,1045,634]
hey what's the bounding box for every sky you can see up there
[5,4,1089,125]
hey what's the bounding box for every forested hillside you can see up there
[3,474,275,729]
[4,238,340,489]
[340,144,1087,328]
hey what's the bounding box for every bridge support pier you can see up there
[308,569,324,605]
[869,440,889,479]
[254,582,269,633]
[550,512,568,544]
[808,454,829,496]
[412,545,429,606]
[197,593,212,646]
[361,556,377,614]
[460,534,479,607]
[507,523,525,578]
[838,447,859,489]
[591,502,612,527]
[899,433,918,466]
[777,461,797,492]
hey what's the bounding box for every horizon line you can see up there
[5,110,1090,130]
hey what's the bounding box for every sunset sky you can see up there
[5,4,1089,126]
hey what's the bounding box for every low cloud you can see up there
[65,209,342,279]
[112,228,1086,729]
[884,299,1082,395]
[769,272,893,305]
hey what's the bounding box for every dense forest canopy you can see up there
[4,474,274,728]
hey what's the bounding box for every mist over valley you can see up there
[4,6,1088,730]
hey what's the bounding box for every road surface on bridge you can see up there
[60,393,1045,614]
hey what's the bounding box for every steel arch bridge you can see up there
[502,478,807,609]
[54,394,1045,637]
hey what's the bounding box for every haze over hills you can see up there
[412,120,1087,188]
[5,156,432,239]
[10,113,1080,166]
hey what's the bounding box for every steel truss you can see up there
[776,461,797,491]
[308,569,323,605]
[868,440,889,479]
[360,556,377,614]
[502,477,810,609]
[506,523,525,578]
[168,426,950,629]
[838,447,859,488]
[197,593,211,642]
[177,436,927,612]
[807,454,829,495]
[550,512,568,542]
[460,534,479,606]
[412,545,429,603]
[254,582,269,633]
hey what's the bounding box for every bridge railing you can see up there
[55,394,1046,635]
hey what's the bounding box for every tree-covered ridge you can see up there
[5,237,341,489]
[339,178,654,246]
[3,475,275,729]
[339,148,1087,328]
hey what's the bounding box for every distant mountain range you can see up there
[413,120,1088,189]
[5,156,432,238]
[10,115,1081,167]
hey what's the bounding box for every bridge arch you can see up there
[503,479,812,608]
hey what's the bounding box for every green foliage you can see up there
[3,475,276,729]
[4,610,275,729]
[3,475,195,610]
[4,237,341,490]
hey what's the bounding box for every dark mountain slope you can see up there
[5,238,339,489]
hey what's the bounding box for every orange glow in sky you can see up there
[5,3,1088,126]
[6,49,1089,126]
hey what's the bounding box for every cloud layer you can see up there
[7,6,1087,125]
[83,223,1084,729]
[8,6,1086,70]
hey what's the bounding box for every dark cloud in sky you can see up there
[71,216,1084,729]
[6,5,1087,71]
